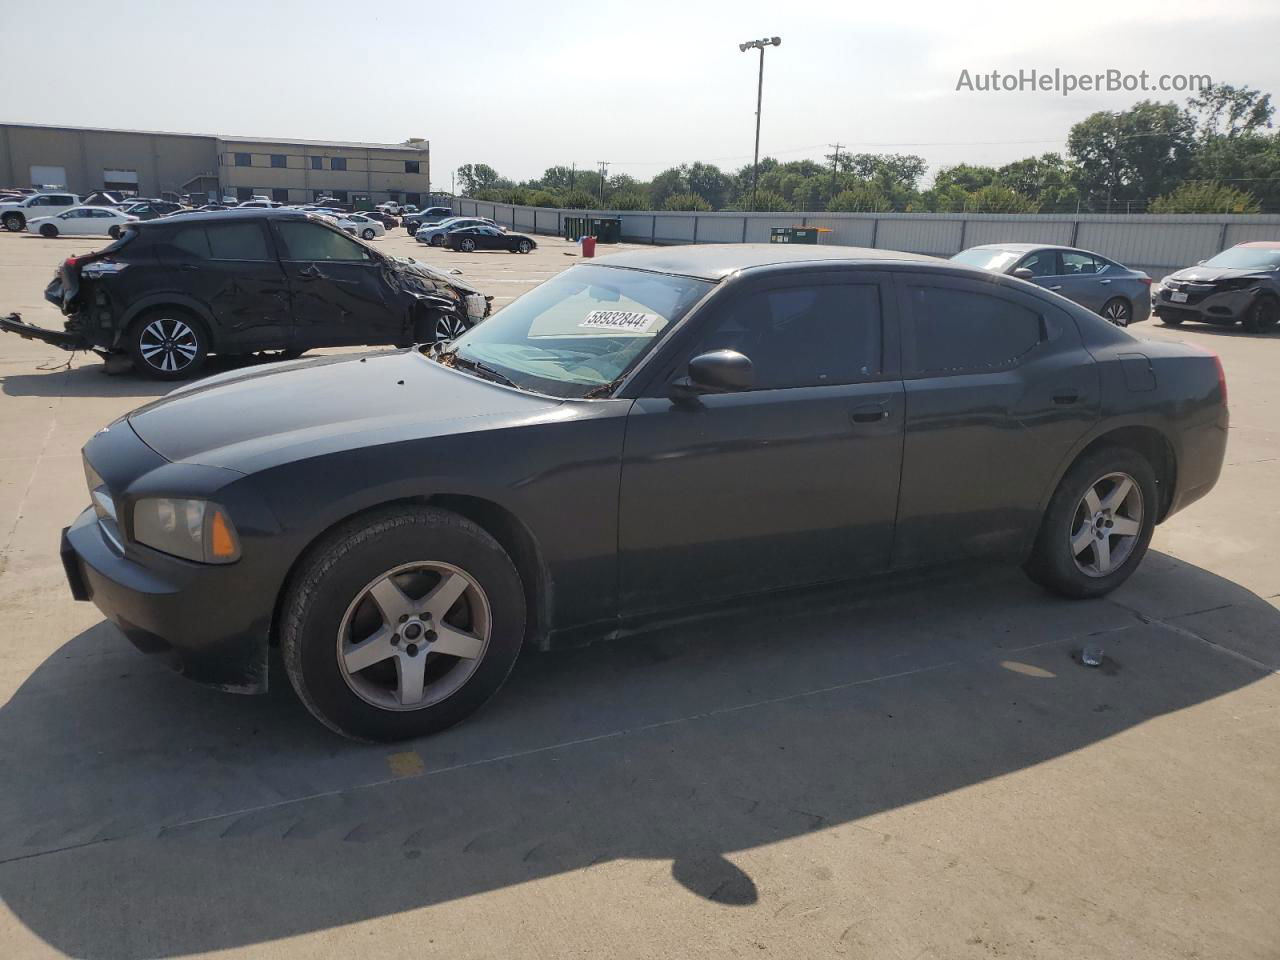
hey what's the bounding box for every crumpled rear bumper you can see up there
[0,313,89,351]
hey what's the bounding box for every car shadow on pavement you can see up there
[0,553,1274,957]
[0,351,295,399]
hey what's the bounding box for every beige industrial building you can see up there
[0,122,431,206]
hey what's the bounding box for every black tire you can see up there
[1100,297,1131,326]
[1242,296,1279,333]
[361,228,376,240]
[280,506,525,741]
[1024,446,1157,599]
[2,212,24,232]
[108,225,121,239]
[430,234,445,247]
[459,238,476,252]
[39,224,57,238]
[517,238,532,254]
[1157,312,1184,327]
[127,308,209,380]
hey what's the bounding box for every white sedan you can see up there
[27,206,139,238]
[336,213,386,240]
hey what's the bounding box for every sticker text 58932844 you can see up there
[579,310,661,334]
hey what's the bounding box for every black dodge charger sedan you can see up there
[63,245,1228,740]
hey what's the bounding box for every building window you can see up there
[330,157,347,171]
[406,193,421,206]
[271,154,286,168]
[331,190,349,202]
[389,191,401,202]
[234,153,252,167]
[311,156,323,170]
[404,160,420,174]
[236,187,253,201]
[272,188,290,202]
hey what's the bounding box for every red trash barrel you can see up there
[582,235,597,258]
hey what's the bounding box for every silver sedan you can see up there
[951,243,1152,326]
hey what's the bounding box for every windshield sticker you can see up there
[579,310,661,334]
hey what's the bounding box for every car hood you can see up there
[1166,266,1274,284]
[126,350,565,473]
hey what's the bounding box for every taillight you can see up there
[1139,277,1153,287]
[1214,354,1227,407]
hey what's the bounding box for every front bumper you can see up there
[1152,284,1259,323]
[61,506,270,693]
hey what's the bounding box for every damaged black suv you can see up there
[2,209,491,379]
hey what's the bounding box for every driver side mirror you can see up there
[1012,267,1034,280]
[670,349,754,402]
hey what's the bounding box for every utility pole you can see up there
[597,161,609,206]
[570,161,576,191]
[739,36,781,212]
[829,142,844,176]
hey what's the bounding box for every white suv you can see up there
[1,192,81,232]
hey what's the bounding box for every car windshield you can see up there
[1201,247,1280,271]
[951,248,1022,271]
[439,264,713,398]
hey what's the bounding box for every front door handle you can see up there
[1099,279,1112,285]
[1049,285,1063,291]
[850,405,889,423]
[1053,392,1080,405]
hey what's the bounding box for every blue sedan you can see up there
[952,243,1152,326]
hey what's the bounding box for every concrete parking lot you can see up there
[0,225,1277,959]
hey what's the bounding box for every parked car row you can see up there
[0,208,493,378]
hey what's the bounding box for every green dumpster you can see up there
[564,216,588,241]
[770,226,820,244]
[590,217,622,244]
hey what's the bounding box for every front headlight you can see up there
[132,498,241,563]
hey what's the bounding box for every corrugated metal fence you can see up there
[448,198,1280,279]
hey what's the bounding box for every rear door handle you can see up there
[1049,285,1063,291]
[1099,279,1112,285]
[851,405,890,423]
[1053,392,1080,405]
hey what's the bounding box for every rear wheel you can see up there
[280,506,525,741]
[1101,297,1131,326]
[108,225,122,239]
[1242,296,1279,333]
[128,310,208,380]
[459,238,476,252]
[430,234,445,247]
[362,228,376,240]
[1024,446,1156,599]
[39,224,57,238]
[2,213,24,232]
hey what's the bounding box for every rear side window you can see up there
[1061,251,1100,275]
[205,222,271,261]
[167,226,212,259]
[274,221,369,261]
[688,283,883,390]
[905,285,1043,376]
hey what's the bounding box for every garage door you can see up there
[29,165,67,188]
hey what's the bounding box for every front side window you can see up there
[687,283,883,390]
[205,222,271,261]
[904,285,1044,376]
[951,248,1020,272]
[443,264,712,398]
[274,221,369,261]
[1018,250,1059,277]
[234,152,252,167]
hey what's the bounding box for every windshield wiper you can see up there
[444,351,521,389]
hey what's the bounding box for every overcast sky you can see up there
[3,0,1278,188]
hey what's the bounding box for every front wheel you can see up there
[1024,446,1156,599]
[1158,312,1184,327]
[128,311,208,380]
[430,234,445,247]
[516,239,532,254]
[362,228,376,240]
[1242,296,1279,333]
[108,225,121,239]
[39,224,58,238]
[1100,297,1131,326]
[280,506,525,741]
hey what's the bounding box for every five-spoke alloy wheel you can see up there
[1068,472,1144,577]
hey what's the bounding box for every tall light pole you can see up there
[739,36,781,213]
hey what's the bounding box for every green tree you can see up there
[456,163,501,196]
[1067,101,1195,208]
[967,184,1037,213]
[648,168,687,209]
[726,189,790,212]
[917,184,972,212]
[996,153,1081,211]
[1149,181,1260,213]
[931,164,999,193]
[609,191,649,211]
[1188,83,1274,139]
[827,184,892,213]
[683,162,730,209]
[663,192,712,211]
[561,189,596,209]
[525,190,563,208]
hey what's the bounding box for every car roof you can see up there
[1239,241,1280,248]
[594,243,940,280]
[962,242,1120,261]
[131,208,323,228]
